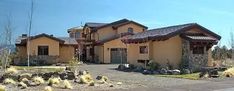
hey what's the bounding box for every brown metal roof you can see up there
[122,23,221,43]
[85,19,148,33]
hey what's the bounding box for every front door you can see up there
[110,48,127,64]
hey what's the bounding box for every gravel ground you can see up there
[3,64,234,91]
[77,64,208,88]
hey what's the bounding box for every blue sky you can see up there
[0,0,234,47]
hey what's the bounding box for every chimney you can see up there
[22,34,27,38]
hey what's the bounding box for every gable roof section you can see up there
[85,22,108,29]
[122,23,221,43]
[58,37,78,45]
[30,33,65,43]
[16,33,78,46]
[85,19,148,32]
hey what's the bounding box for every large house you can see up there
[15,19,221,70]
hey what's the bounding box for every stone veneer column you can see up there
[181,39,208,72]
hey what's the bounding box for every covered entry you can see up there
[110,48,127,64]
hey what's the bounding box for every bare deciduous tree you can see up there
[230,31,234,60]
[0,14,14,69]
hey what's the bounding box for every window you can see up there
[192,46,204,54]
[139,46,148,54]
[75,32,80,38]
[128,27,133,33]
[38,46,49,55]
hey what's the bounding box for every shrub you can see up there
[0,85,6,91]
[3,78,16,85]
[63,80,73,89]
[48,77,61,86]
[32,76,45,85]
[80,74,93,84]
[222,67,234,77]
[96,76,108,84]
[89,80,95,86]
[147,60,160,70]
[5,67,18,74]
[44,86,53,91]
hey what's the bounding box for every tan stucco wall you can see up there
[151,35,182,68]
[127,35,182,68]
[117,23,145,34]
[94,26,116,41]
[28,37,60,56]
[16,46,27,58]
[127,42,150,65]
[102,38,128,63]
[59,45,75,63]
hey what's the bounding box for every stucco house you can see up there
[82,19,147,63]
[122,23,221,71]
[15,33,78,65]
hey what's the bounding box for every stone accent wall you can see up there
[181,39,208,72]
[14,55,60,66]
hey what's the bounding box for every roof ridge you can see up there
[149,23,197,31]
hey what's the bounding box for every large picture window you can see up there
[38,46,49,55]
[139,46,148,54]
[192,46,204,54]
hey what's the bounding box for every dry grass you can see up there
[18,82,27,89]
[156,73,200,80]
[44,86,53,91]
[3,78,16,85]
[0,85,6,91]
[63,80,73,89]
[222,67,234,77]
[80,74,93,84]
[32,76,45,85]
[48,77,61,86]
[5,67,18,74]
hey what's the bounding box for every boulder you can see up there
[42,73,53,80]
[117,64,130,71]
[181,69,191,74]
[59,72,67,80]
[171,69,181,75]
[142,70,152,75]
[133,66,144,72]
[159,68,168,75]
[66,71,75,80]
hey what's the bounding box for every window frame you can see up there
[127,27,134,33]
[192,46,204,54]
[139,46,148,54]
[38,46,49,55]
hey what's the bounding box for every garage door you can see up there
[110,48,127,64]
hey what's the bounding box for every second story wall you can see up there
[117,23,145,34]
[93,26,116,41]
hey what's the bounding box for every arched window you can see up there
[128,27,133,33]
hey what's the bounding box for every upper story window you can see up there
[38,46,49,55]
[128,27,134,33]
[192,46,204,54]
[139,46,148,54]
[75,32,80,38]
